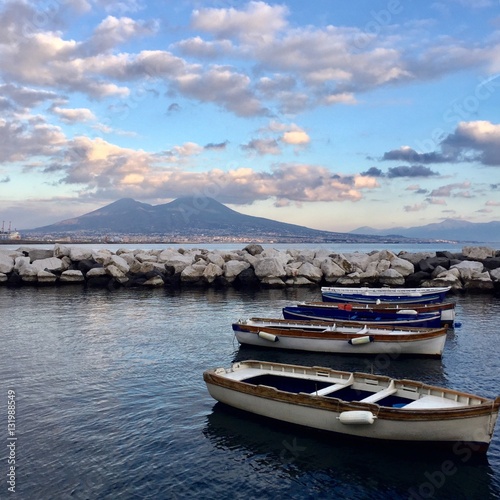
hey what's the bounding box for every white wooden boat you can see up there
[233,318,448,357]
[321,286,451,304]
[204,360,500,452]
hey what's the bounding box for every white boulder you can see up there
[224,260,250,281]
[254,257,286,279]
[0,254,14,274]
[390,257,414,277]
[462,246,495,260]
[60,270,85,282]
[31,257,64,273]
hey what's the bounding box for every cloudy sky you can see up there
[1,0,500,232]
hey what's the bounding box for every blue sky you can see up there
[1,0,500,232]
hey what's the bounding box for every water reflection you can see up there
[232,346,447,385]
[204,403,497,499]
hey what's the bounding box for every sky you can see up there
[1,0,500,233]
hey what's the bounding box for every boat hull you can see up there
[312,301,455,325]
[282,305,442,328]
[204,361,500,452]
[321,286,450,305]
[232,323,447,357]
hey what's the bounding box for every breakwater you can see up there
[1,244,499,293]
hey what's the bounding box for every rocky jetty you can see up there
[0,244,499,293]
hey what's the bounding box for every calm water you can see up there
[1,285,499,499]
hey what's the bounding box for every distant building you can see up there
[0,221,21,240]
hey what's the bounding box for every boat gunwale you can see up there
[234,323,448,342]
[301,301,456,312]
[320,286,451,295]
[244,317,445,333]
[203,360,500,421]
[284,304,442,319]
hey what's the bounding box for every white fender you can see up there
[348,335,374,345]
[337,411,376,425]
[258,331,279,342]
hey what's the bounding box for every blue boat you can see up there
[282,302,443,328]
[321,286,451,305]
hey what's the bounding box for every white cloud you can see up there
[191,1,288,43]
[52,106,96,123]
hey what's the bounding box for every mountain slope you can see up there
[350,219,500,243]
[25,196,379,241]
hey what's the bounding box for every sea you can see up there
[1,242,500,499]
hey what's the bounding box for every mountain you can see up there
[350,219,500,243]
[23,196,410,243]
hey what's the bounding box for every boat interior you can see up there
[242,373,414,407]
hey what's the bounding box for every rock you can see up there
[0,254,14,274]
[243,244,264,256]
[462,246,495,260]
[69,247,93,261]
[159,250,194,273]
[422,274,463,291]
[490,268,500,281]
[7,271,23,286]
[437,268,461,279]
[28,249,54,262]
[203,263,224,284]
[436,251,456,259]
[19,264,37,282]
[404,271,432,286]
[223,260,250,282]
[234,267,260,287]
[296,262,323,283]
[418,257,450,273]
[142,276,165,287]
[105,265,128,283]
[76,259,97,275]
[483,257,500,270]
[206,252,225,268]
[180,264,207,283]
[450,261,484,280]
[32,257,65,273]
[54,244,70,258]
[254,257,286,279]
[320,258,345,283]
[261,249,291,267]
[463,272,494,291]
[14,256,31,271]
[136,252,158,263]
[86,267,107,278]
[108,255,130,274]
[285,276,316,286]
[139,262,165,274]
[93,250,114,266]
[37,270,58,284]
[358,261,383,282]
[260,276,286,288]
[333,253,359,273]
[378,268,405,286]
[336,273,362,285]
[431,265,447,278]
[398,251,436,266]
[389,257,414,277]
[0,273,7,283]
[60,270,85,282]
[370,249,397,264]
